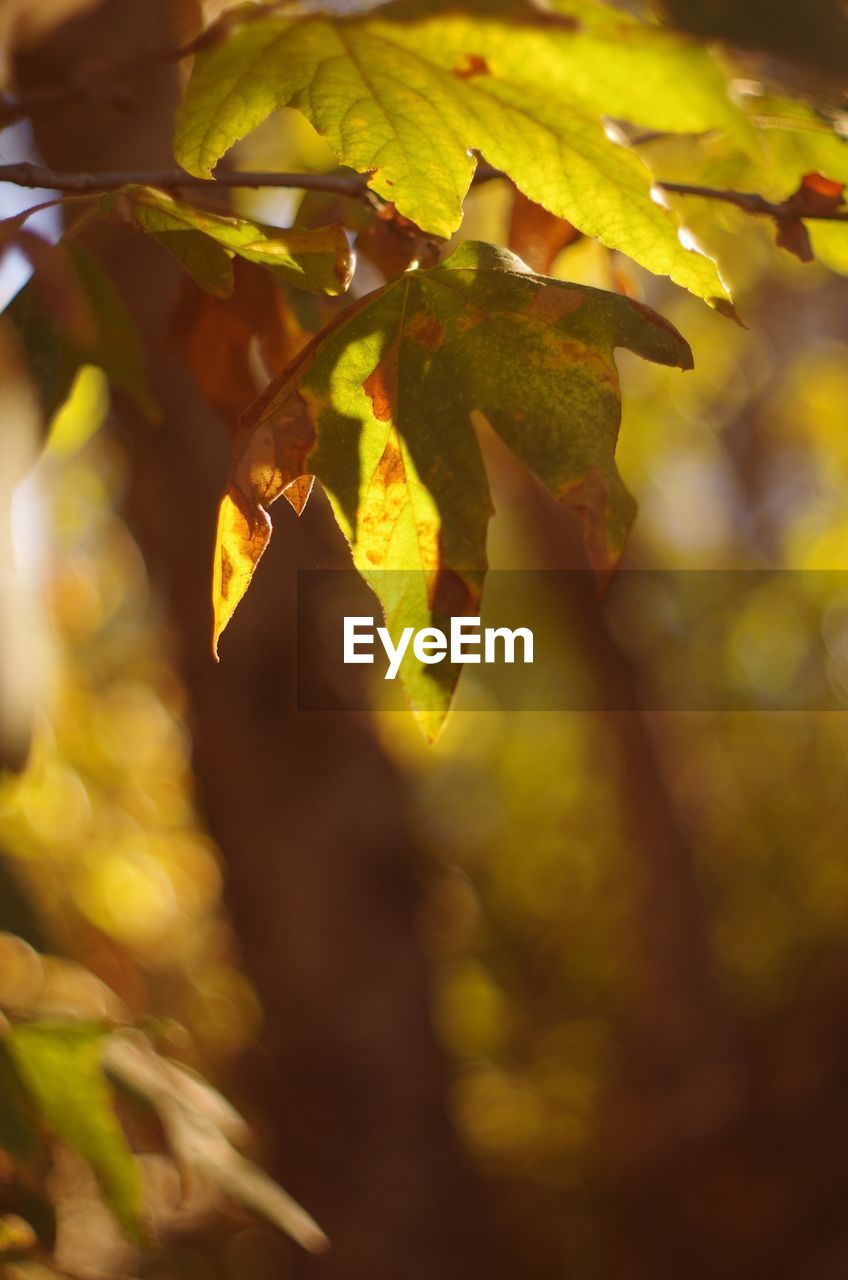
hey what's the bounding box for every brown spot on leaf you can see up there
[357,432,434,571]
[453,53,490,78]
[527,288,585,324]
[363,345,399,422]
[407,309,445,351]
[456,308,487,335]
[373,437,406,488]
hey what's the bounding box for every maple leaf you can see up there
[212,241,692,734]
[175,0,742,305]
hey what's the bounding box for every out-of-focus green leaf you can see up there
[4,284,75,422]
[7,1022,142,1237]
[0,1049,39,1163]
[6,244,156,421]
[118,186,354,298]
[212,240,692,733]
[44,365,110,459]
[175,0,738,303]
[67,246,156,420]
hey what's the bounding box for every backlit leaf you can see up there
[119,186,354,298]
[213,241,692,732]
[175,0,737,303]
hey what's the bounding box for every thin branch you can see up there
[1,162,846,227]
[0,162,368,198]
[0,192,99,229]
[655,180,848,222]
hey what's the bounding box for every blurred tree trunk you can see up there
[17,4,509,1276]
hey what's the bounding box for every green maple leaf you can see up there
[174,0,741,304]
[212,241,692,735]
[118,186,354,297]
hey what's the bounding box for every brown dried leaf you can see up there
[508,190,582,275]
[173,260,307,429]
[776,171,846,262]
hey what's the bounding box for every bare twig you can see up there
[655,180,848,222]
[0,163,846,237]
[0,161,369,198]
